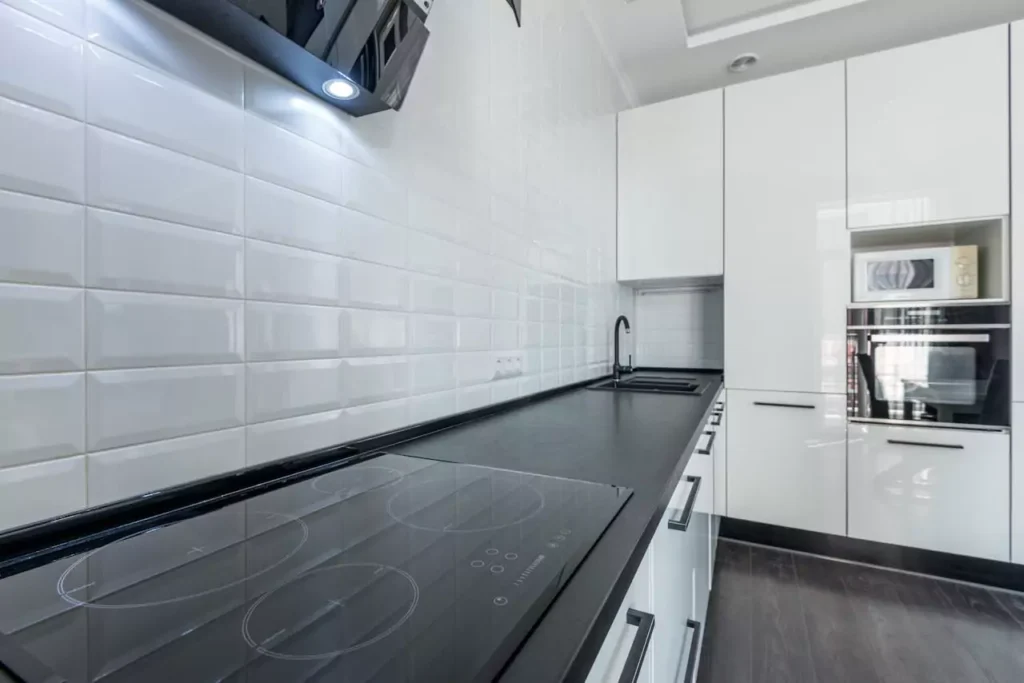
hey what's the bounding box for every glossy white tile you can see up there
[345,309,408,356]
[245,113,343,204]
[407,230,459,279]
[457,385,492,412]
[408,391,456,424]
[0,190,83,286]
[86,0,243,106]
[247,359,343,423]
[86,290,244,369]
[408,191,459,242]
[245,409,342,467]
[86,45,243,170]
[246,239,339,306]
[457,318,491,352]
[341,158,407,225]
[340,398,408,442]
[2,0,84,35]
[0,372,84,467]
[341,260,408,311]
[87,427,244,505]
[87,364,245,450]
[409,314,457,353]
[245,177,345,256]
[337,209,407,269]
[492,321,519,351]
[409,275,455,315]
[492,290,519,320]
[491,378,519,403]
[341,357,409,406]
[0,96,84,202]
[0,456,85,532]
[86,127,243,234]
[0,284,83,373]
[0,3,84,118]
[245,301,341,361]
[458,248,492,285]
[86,209,243,298]
[409,354,455,395]
[455,352,494,387]
[455,283,491,318]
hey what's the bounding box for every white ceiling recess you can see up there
[582,0,1024,107]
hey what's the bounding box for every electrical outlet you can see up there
[493,353,523,380]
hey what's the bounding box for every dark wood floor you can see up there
[698,540,1024,683]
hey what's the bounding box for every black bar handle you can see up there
[710,413,722,426]
[697,430,716,455]
[753,401,815,410]
[618,608,655,683]
[668,476,701,532]
[887,438,964,450]
[714,401,724,410]
[682,619,702,683]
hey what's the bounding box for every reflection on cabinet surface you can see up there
[847,25,1010,228]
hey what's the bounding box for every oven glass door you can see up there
[849,329,1010,428]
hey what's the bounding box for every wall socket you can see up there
[492,353,523,380]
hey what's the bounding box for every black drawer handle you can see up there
[668,476,701,532]
[618,608,655,683]
[753,401,815,410]
[887,438,964,450]
[710,413,722,426]
[715,401,724,410]
[697,430,716,455]
[682,619,703,683]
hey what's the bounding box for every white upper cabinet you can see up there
[724,62,848,394]
[617,90,723,282]
[1013,21,1024,400]
[847,26,1010,229]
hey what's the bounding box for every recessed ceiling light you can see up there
[322,78,359,100]
[728,53,759,73]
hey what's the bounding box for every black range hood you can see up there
[143,0,432,117]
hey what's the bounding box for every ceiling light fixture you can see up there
[322,78,359,100]
[728,53,759,73]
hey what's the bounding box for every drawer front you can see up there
[682,441,714,516]
[712,392,727,517]
[586,544,653,683]
[849,423,1009,561]
[727,390,847,535]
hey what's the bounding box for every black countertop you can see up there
[393,369,723,682]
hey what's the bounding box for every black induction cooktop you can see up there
[0,453,631,683]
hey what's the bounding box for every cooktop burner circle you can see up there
[242,563,419,660]
[386,472,546,534]
[57,511,308,610]
[311,465,405,500]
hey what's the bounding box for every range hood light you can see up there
[323,78,359,100]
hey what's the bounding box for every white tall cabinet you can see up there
[847,25,1010,229]
[617,90,723,282]
[1012,20,1023,565]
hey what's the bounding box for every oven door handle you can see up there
[870,333,990,343]
[887,438,964,450]
[618,609,655,683]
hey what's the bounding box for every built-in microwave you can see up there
[852,245,979,303]
[847,304,1010,430]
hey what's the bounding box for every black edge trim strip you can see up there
[886,438,964,450]
[753,401,815,410]
[619,609,655,683]
[720,517,1024,593]
[668,476,702,532]
[682,619,702,683]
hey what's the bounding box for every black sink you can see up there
[589,376,707,395]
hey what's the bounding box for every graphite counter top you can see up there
[393,370,724,682]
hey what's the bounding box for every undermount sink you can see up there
[589,376,708,395]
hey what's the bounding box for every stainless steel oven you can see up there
[847,304,1010,430]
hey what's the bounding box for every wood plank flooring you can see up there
[698,540,1024,683]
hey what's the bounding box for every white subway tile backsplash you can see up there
[337,208,408,268]
[86,45,243,170]
[492,321,520,351]
[341,158,407,225]
[2,0,84,35]
[0,191,83,287]
[457,385,492,412]
[341,399,409,442]
[247,359,343,423]
[0,3,84,118]
[407,230,459,279]
[492,290,519,320]
[458,318,491,352]
[245,239,339,306]
[87,427,244,505]
[0,456,86,531]
[245,114,343,204]
[0,97,84,202]
[245,177,345,256]
[409,315,457,353]
[409,354,455,395]
[346,309,408,356]
[456,352,494,387]
[87,364,244,451]
[491,378,519,403]
[341,260,409,311]
[409,275,455,315]
[246,302,341,362]
[86,290,244,369]
[86,127,243,233]
[0,284,83,373]
[408,391,456,424]
[86,209,244,298]
[0,373,84,467]
[341,357,409,406]
[245,409,342,467]
[408,192,459,242]
[86,0,243,106]
[455,283,491,318]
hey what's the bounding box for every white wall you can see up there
[634,288,723,369]
[0,0,631,530]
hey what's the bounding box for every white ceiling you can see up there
[582,0,1024,107]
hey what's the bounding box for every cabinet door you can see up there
[1014,404,1024,565]
[684,435,714,516]
[1013,21,1024,400]
[712,392,727,518]
[724,63,848,394]
[848,423,1009,561]
[727,390,847,535]
[649,486,698,683]
[618,90,723,281]
[848,25,1010,228]
[585,545,653,683]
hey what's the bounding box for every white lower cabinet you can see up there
[585,543,653,683]
[1014,404,1024,565]
[727,390,847,535]
[848,423,1010,562]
